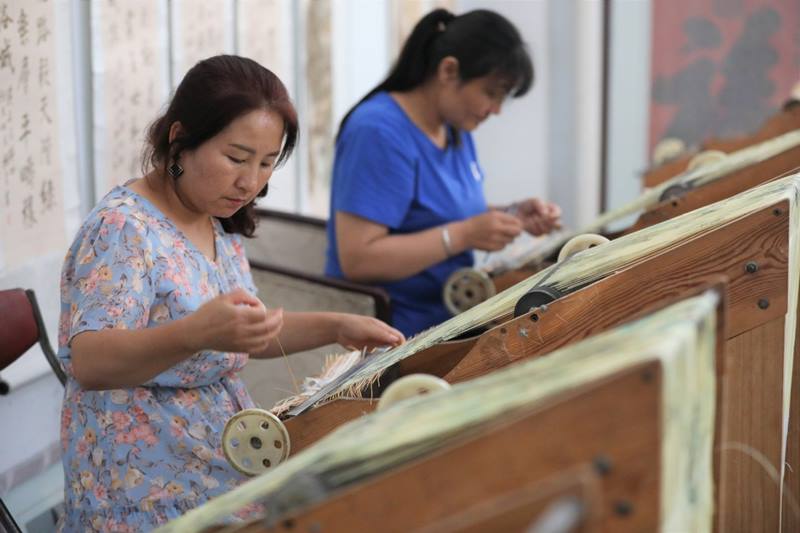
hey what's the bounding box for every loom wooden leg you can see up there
[718,318,784,532]
[782,322,800,532]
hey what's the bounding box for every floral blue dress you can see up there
[57,185,261,531]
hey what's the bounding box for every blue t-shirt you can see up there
[325,92,488,336]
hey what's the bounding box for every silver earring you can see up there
[168,162,184,178]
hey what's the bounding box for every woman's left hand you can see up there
[511,198,562,236]
[336,315,405,351]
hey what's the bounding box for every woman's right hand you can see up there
[455,211,523,252]
[183,289,284,354]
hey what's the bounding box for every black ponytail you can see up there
[336,8,534,140]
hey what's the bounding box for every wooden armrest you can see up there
[249,260,392,323]
[254,207,327,229]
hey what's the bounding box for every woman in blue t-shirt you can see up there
[325,8,561,337]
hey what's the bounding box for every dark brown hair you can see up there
[144,55,298,237]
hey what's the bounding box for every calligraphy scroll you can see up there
[301,0,332,217]
[0,0,65,270]
[236,0,297,211]
[170,0,232,88]
[391,0,456,56]
[91,0,169,196]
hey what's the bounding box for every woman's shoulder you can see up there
[346,92,409,134]
[76,186,158,241]
[62,187,159,280]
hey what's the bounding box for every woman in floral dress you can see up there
[57,55,404,532]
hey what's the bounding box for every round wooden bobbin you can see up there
[557,234,610,262]
[377,374,452,411]
[652,137,686,166]
[687,149,727,171]
[442,267,497,316]
[222,408,291,477]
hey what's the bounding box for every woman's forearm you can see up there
[69,319,196,390]
[253,312,342,358]
[340,221,470,282]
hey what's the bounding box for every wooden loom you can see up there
[158,291,723,533]
[258,174,800,532]
[643,102,800,189]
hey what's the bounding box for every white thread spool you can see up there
[442,267,496,316]
[557,234,609,263]
[652,137,686,166]
[687,149,727,171]
[377,374,452,411]
[222,409,291,477]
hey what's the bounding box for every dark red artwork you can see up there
[649,0,800,150]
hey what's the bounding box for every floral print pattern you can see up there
[57,185,259,531]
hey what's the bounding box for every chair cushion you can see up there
[0,289,39,370]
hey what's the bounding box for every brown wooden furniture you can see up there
[0,288,66,389]
[280,200,794,532]
[224,360,681,532]
[618,154,800,238]
[0,288,66,533]
[177,284,722,533]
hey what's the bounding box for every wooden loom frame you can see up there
[279,201,794,532]
[216,285,727,533]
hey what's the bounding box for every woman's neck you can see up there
[136,171,210,231]
[390,85,447,147]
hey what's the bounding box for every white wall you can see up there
[331,0,391,129]
[573,0,604,227]
[606,0,652,229]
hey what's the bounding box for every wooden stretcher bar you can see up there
[485,145,800,297]
[249,361,664,533]
[620,151,800,237]
[643,103,800,189]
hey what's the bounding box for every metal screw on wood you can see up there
[614,500,633,517]
[745,262,759,274]
[774,207,784,216]
[593,455,613,476]
[758,299,770,310]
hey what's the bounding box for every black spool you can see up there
[514,286,563,317]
